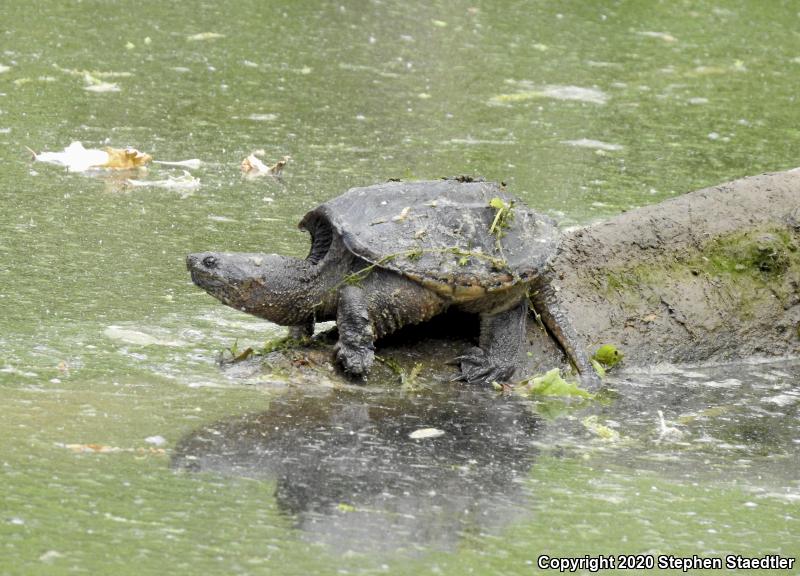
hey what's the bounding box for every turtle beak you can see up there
[187,252,218,271]
[186,253,200,271]
[187,252,225,291]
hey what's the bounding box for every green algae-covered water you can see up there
[1,2,798,574]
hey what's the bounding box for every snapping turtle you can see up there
[187,179,593,385]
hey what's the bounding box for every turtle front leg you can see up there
[334,284,375,378]
[457,300,527,386]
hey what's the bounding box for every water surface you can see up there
[1,1,799,574]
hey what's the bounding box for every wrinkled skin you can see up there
[187,236,554,385]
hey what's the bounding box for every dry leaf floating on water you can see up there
[241,153,270,175]
[30,141,152,172]
[100,146,152,169]
[268,155,291,177]
[241,152,291,178]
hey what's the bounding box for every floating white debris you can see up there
[762,393,799,407]
[126,171,200,192]
[145,435,167,447]
[248,113,278,122]
[241,153,269,174]
[490,84,608,105]
[34,141,107,171]
[207,215,237,223]
[0,64,10,74]
[445,137,516,145]
[53,66,132,92]
[703,378,741,388]
[408,428,445,440]
[561,138,623,151]
[637,31,677,42]
[152,158,203,169]
[688,97,709,105]
[84,82,120,93]
[241,153,290,178]
[587,60,622,69]
[187,32,225,41]
[32,141,151,172]
[39,550,64,563]
[103,325,188,347]
[656,410,684,442]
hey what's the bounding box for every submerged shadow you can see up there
[172,384,539,553]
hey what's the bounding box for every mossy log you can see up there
[546,168,800,369]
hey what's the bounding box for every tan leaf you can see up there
[392,206,411,222]
[98,146,152,169]
[241,153,290,178]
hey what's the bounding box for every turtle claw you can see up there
[455,346,515,386]
[334,341,374,378]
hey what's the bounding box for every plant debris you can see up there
[56,442,167,455]
[241,152,291,178]
[126,171,201,194]
[488,197,515,238]
[52,65,132,92]
[187,32,225,41]
[581,415,620,441]
[515,368,594,398]
[592,344,623,369]
[153,158,203,169]
[217,339,256,365]
[656,410,684,443]
[392,206,411,222]
[408,427,445,439]
[31,141,151,172]
[376,355,424,388]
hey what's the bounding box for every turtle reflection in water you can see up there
[171,386,539,553]
[187,179,595,385]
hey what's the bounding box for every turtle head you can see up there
[187,252,316,325]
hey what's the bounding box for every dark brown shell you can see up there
[299,179,559,298]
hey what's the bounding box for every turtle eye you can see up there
[202,255,218,269]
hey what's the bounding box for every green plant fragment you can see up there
[519,368,594,398]
[592,344,623,368]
